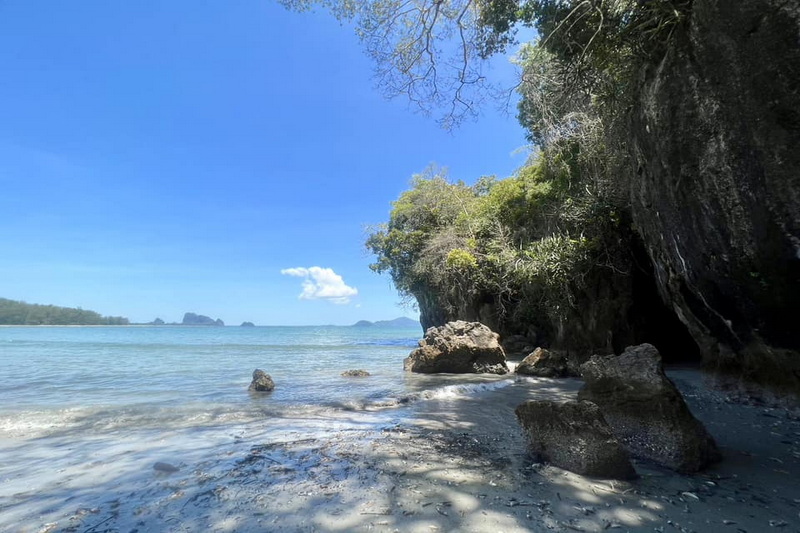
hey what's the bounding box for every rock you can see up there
[516,347,577,378]
[182,312,225,326]
[578,344,721,473]
[341,369,371,377]
[153,462,179,473]
[628,0,800,391]
[502,335,536,356]
[248,369,275,392]
[404,321,509,374]
[240,321,255,327]
[515,400,636,479]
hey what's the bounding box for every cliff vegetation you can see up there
[288,0,800,393]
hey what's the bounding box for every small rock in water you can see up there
[341,369,371,377]
[153,462,180,473]
[249,369,275,392]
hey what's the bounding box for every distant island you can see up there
[352,317,420,329]
[0,297,129,326]
[241,321,255,327]
[181,312,225,326]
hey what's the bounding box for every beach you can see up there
[3,370,799,532]
[1,327,799,532]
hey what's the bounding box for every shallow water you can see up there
[0,325,526,531]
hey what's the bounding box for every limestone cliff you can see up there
[412,0,800,393]
[628,0,800,390]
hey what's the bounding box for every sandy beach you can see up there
[4,368,797,533]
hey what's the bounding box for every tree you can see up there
[281,0,691,128]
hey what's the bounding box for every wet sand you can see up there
[4,370,800,532]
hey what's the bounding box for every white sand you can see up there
[2,370,799,532]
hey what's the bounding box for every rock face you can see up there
[404,321,508,374]
[578,344,721,473]
[516,348,578,378]
[248,369,275,392]
[515,400,636,479]
[501,335,536,357]
[628,0,800,390]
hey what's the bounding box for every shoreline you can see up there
[5,370,799,533]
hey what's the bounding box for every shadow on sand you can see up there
[3,373,800,532]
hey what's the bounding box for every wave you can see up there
[343,379,516,411]
[0,379,517,440]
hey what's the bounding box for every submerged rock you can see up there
[404,321,508,374]
[153,462,179,473]
[341,369,371,377]
[578,344,721,473]
[516,347,577,378]
[515,400,636,479]
[248,369,275,392]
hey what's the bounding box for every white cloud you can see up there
[281,266,358,304]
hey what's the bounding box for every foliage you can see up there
[281,0,691,127]
[366,146,626,335]
[0,298,129,326]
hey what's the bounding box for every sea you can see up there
[0,325,521,531]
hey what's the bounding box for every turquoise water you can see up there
[0,325,524,531]
[0,325,428,435]
[0,325,517,438]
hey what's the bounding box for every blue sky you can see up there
[0,1,528,325]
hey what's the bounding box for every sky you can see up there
[0,1,529,326]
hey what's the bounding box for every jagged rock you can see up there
[248,369,275,392]
[502,335,536,356]
[516,347,578,378]
[341,369,371,377]
[515,400,636,479]
[404,321,508,374]
[578,344,721,473]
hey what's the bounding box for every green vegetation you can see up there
[285,0,693,348]
[282,0,690,127]
[366,152,628,342]
[0,298,129,326]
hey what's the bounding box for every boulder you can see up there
[404,321,509,374]
[516,347,577,378]
[341,369,371,377]
[248,369,275,392]
[578,344,721,473]
[515,400,636,479]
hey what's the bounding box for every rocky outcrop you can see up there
[404,321,509,374]
[341,369,371,377]
[516,347,579,378]
[182,313,224,326]
[240,321,255,327]
[515,400,636,479]
[578,344,721,473]
[248,369,275,392]
[628,0,800,391]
